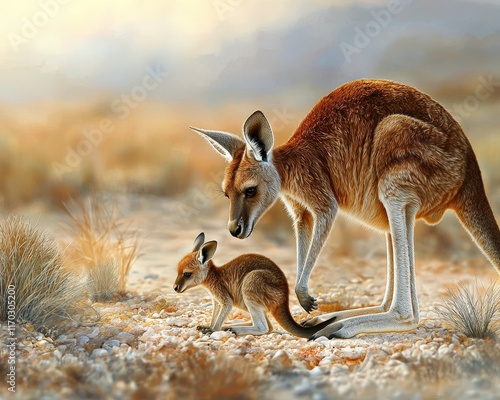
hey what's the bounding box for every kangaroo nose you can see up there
[174,285,179,292]
[231,224,242,238]
[228,219,243,237]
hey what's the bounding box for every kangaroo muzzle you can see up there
[228,218,244,238]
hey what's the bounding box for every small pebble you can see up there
[116,332,135,344]
[87,328,100,339]
[91,349,109,359]
[209,331,233,340]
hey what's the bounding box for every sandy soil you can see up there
[4,194,500,399]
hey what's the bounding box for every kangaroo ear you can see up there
[190,127,245,162]
[193,232,205,252]
[197,241,217,265]
[243,110,274,162]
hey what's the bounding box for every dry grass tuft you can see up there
[0,216,84,327]
[439,280,500,339]
[65,195,140,298]
[86,260,120,302]
[168,350,262,400]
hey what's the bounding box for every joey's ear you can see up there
[243,110,274,162]
[197,241,217,265]
[193,232,205,252]
[190,127,245,162]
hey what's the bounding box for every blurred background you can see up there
[0,0,499,263]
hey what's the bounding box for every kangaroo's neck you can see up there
[202,260,218,288]
[272,141,338,209]
[272,143,302,193]
[202,261,228,297]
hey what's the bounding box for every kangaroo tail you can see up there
[452,149,500,273]
[273,307,337,338]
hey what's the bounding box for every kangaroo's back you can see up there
[290,79,461,146]
[278,79,470,226]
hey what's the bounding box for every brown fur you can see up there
[174,239,336,338]
[192,79,500,337]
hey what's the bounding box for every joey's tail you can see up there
[273,307,337,338]
[452,150,500,273]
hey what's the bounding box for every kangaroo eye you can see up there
[183,272,192,279]
[244,187,257,198]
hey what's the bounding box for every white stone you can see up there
[91,349,109,359]
[139,326,157,341]
[341,348,363,360]
[294,380,314,396]
[270,350,293,370]
[319,357,332,366]
[116,332,135,344]
[310,366,325,377]
[104,340,121,348]
[337,384,352,396]
[36,340,51,349]
[87,327,100,339]
[209,331,233,340]
[77,336,90,346]
[62,354,78,365]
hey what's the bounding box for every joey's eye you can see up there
[244,187,257,198]
[183,272,192,279]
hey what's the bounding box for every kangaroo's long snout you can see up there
[228,219,243,238]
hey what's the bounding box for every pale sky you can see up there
[0,0,498,104]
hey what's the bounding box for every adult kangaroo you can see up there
[190,79,500,339]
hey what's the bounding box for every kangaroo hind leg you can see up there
[312,194,419,339]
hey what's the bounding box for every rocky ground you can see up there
[2,195,500,399]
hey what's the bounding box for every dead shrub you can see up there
[86,260,120,302]
[0,216,84,328]
[439,280,500,339]
[64,195,140,298]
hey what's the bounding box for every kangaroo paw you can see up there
[196,325,214,335]
[297,291,318,313]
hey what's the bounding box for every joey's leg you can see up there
[197,300,222,333]
[295,206,337,313]
[222,317,253,329]
[303,233,395,326]
[206,298,232,333]
[223,315,274,332]
[224,302,269,336]
[311,201,419,339]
